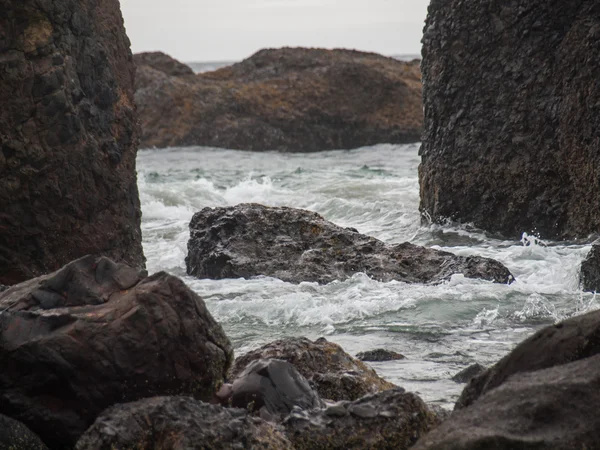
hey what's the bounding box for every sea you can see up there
[136,143,597,409]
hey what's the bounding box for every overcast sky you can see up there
[120,0,430,62]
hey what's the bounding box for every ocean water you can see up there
[137,143,597,409]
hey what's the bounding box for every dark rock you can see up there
[0,255,233,449]
[135,47,423,151]
[75,396,293,450]
[580,244,600,292]
[284,388,441,450]
[0,414,48,450]
[229,337,396,402]
[133,51,194,77]
[222,359,324,421]
[414,355,600,450]
[419,0,600,240]
[356,349,406,362]
[186,204,514,285]
[451,363,486,383]
[455,308,600,410]
[0,0,145,285]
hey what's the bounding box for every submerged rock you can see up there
[0,0,145,285]
[451,363,486,383]
[0,414,48,450]
[76,396,293,450]
[135,47,423,151]
[229,337,396,402]
[414,355,600,449]
[419,0,600,240]
[580,244,600,292]
[0,256,233,448]
[357,349,406,362]
[186,204,514,285]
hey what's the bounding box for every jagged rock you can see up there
[419,0,600,240]
[451,363,486,383]
[0,414,48,450]
[455,308,600,410]
[76,396,293,450]
[186,204,514,285]
[0,256,233,448]
[229,337,396,402]
[0,0,145,285]
[284,388,440,450]
[356,349,406,362]
[133,51,194,77]
[414,355,600,449]
[220,359,324,421]
[135,47,423,151]
[580,244,600,292]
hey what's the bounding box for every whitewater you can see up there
[137,143,597,409]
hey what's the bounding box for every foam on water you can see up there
[137,144,596,409]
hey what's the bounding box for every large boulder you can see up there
[284,388,440,450]
[0,0,145,285]
[0,414,48,450]
[135,47,423,151]
[186,204,514,285]
[455,308,600,410]
[414,355,600,449]
[76,396,293,450]
[229,337,396,402]
[0,256,233,448]
[580,244,600,292]
[419,0,600,239]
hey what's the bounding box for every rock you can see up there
[451,363,486,383]
[356,349,406,362]
[76,396,293,450]
[0,0,145,285]
[580,244,600,292]
[230,337,396,402]
[133,51,194,77]
[135,47,423,151]
[413,355,600,450]
[284,388,441,450]
[455,308,600,410]
[0,255,233,448]
[0,414,48,450]
[419,1,600,240]
[221,359,324,421]
[186,204,514,285]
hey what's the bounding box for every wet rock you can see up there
[284,388,441,450]
[419,0,600,240]
[230,337,396,402]
[0,414,48,450]
[76,396,293,450]
[0,255,233,448]
[580,244,600,292]
[451,363,486,383]
[414,355,600,449]
[456,308,600,410]
[133,51,194,77]
[0,0,145,285]
[357,349,406,362]
[186,204,514,285]
[135,47,423,151]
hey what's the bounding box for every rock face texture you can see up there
[0,256,233,448]
[580,244,600,292]
[186,204,514,285]
[414,355,600,450]
[133,51,194,77]
[419,0,600,240]
[229,337,396,402]
[0,0,145,285]
[135,48,423,151]
[76,396,293,450]
[0,414,48,450]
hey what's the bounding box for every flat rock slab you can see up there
[356,349,406,362]
[186,204,514,285]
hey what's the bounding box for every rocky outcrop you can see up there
[229,337,396,402]
[356,349,406,362]
[414,355,600,450]
[135,47,423,151]
[76,396,293,450]
[0,414,48,450]
[455,308,600,409]
[0,0,145,285]
[284,388,440,450]
[580,244,600,292]
[186,204,514,285]
[0,256,233,448]
[133,51,194,77]
[451,363,486,383]
[419,0,600,239]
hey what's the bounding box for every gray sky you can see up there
[120,0,430,62]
